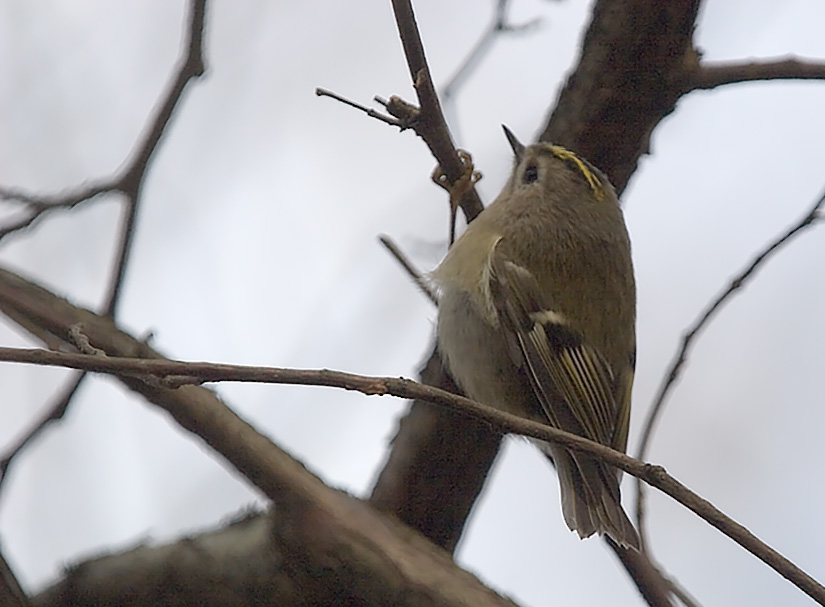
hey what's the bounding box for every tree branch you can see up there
[0,338,822,603]
[0,0,207,281]
[371,1,707,604]
[387,0,484,222]
[441,0,542,104]
[366,0,502,570]
[635,186,825,546]
[687,57,825,91]
[0,372,87,496]
[540,0,702,195]
[0,548,29,607]
[0,182,114,242]
[103,0,208,315]
[0,269,518,607]
[378,235,438,305]
[315,88,407,129]
[0,0,209,503]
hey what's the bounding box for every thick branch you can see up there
[367,0,501,575]
[541,0,702,195]
[0,549,28,607]
[369,350,501,554]
[0,269,517,607]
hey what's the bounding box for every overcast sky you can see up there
[1,1,825,605]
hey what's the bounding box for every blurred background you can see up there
[1,1,824,605]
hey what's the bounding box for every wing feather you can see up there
[488,245,620,446]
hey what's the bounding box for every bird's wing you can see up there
[488,244,619,446]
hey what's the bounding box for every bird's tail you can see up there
[548,444,640,550]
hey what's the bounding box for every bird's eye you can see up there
[522,165,538,184]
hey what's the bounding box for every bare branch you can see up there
[0,182,114,241]
[688,57,825,91]
[386,0,484,222]
[540,0,702,195]
[0,0,209,506]
[0,372,87,496]
[0,344,823,605]
[635,187,825,546]
[315,88,406,129]
[1,256,824,603]
[103,0,208,315]
[0,273,519,607]
[318,0,486,223]
[0,0,207,272]
[378,235,438,305]
[442,0,543,104]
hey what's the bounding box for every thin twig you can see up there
[0,182,114,241]
[688,57,825,91]
[635,187,825,547]
[0,345,823,604]
[442,0,542,103]
[378,235,438,305]
[316,3,485,225]
[0,0,207,263]
[0,372,87,496]
[315,88,406,129]
[103,0,208,315]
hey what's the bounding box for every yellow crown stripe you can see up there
[549,145,605,201]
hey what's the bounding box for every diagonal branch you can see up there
[363,0,500,569]
[315,88,406,129]
[0,372,87,496]
[0,340,824,604]
[378,235,438,305]
[635,187,825,545]
[317,0,484,222]
[103,0,208,315]
[1,258,824,603]
[441,0,542,104]
[0,182,114,241]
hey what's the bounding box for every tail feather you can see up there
[548,444,640,550]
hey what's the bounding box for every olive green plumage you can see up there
[432,127,639,549]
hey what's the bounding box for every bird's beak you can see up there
[502,125,525,163]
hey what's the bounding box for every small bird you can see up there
[431,127,640,549]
